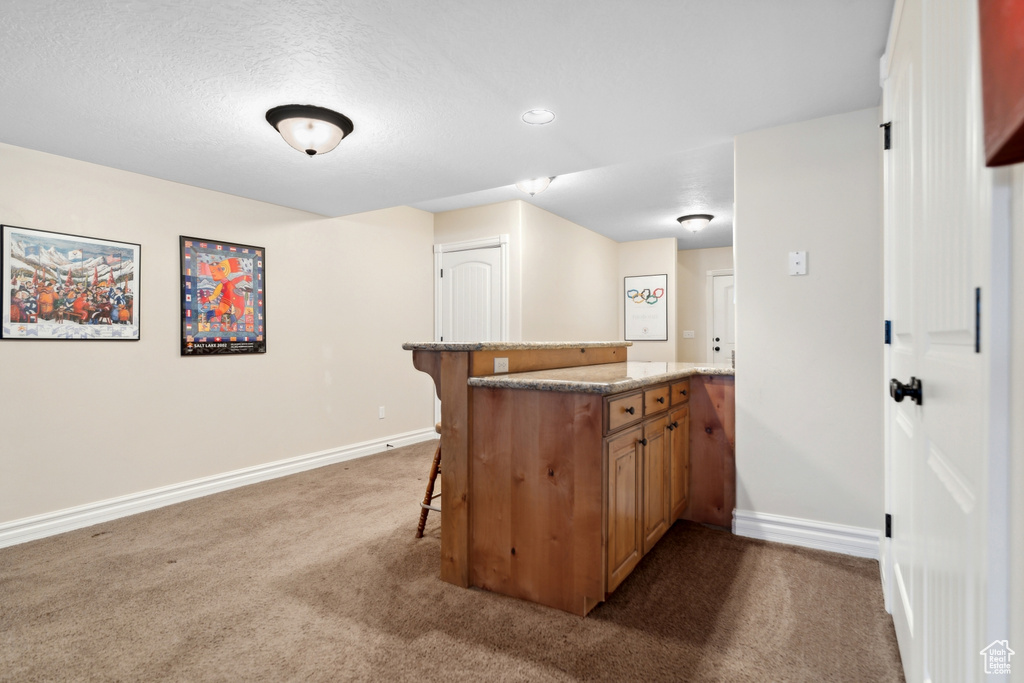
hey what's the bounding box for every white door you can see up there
[883,1,1004,681]
[710,274,735,364]
[439,246,503,343]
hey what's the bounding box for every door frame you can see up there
[433,234,510,343]
[705,268,734,364]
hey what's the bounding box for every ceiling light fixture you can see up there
[677,214,714,232]
[266,104,354,156]
[522,109,556,125]
[515,176,554,196]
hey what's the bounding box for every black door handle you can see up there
[889,377,923,405]
[715,337,720,342]
[714,346,720,352]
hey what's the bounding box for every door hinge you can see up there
[880,121,892,150]
[885,513,892,539]
[975,287,981,353]
[884,320,891,345]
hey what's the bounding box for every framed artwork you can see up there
[180,236,265,356]
[624,274,668,341]
[2,224,140,340]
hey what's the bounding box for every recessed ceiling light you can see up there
[677,214,714,232]
[515,177,554,196]
[522,109,556,125]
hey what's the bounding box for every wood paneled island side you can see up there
[404,342,735,616]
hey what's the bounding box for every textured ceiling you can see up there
[0,0,893,249]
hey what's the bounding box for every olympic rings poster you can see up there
[624,274,668,341]
[179,236,265,356]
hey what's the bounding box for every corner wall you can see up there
[519,202,618,341]
[733,108,884,530]
[0,142,436,525]
[676,246,734,362]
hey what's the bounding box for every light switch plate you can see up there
[494,357,509,373]
[683,330,695,338]
[789,251,807,276]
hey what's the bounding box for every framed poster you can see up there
[180,236,265,356]
[624,274,668,341]
[2,224,140,340]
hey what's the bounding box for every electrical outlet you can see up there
[494,357,509,373]
[683,330,695,338]
[378,406,385,419]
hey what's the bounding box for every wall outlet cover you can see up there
[494,357,509,373]
[683,330,695,338]
[789,251,807,276]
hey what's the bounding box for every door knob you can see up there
[714,346,720,352]
[889,377,923,405]
[715,337,720,342]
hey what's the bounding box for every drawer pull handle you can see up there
[680,389,687,396]
[656,396,665,404]
[672,421,679,429]
[639,437,648,446]
[624,406,635,415]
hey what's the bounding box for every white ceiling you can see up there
[0,1,893,250]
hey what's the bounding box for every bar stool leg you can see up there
[416,439,442,538]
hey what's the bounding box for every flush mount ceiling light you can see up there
[521,109,556,125]
[265,104,354,156]
[677,214,714,232]
[515,176,554,196]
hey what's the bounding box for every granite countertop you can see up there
[467,361,735,395]
[402,341,631,352]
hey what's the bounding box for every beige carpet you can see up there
[0,440,903,682]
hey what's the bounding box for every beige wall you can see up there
[519,202,618,341]
[734,107,883,530]
[618,238,678,362]
[0,142,435,524]
[676,247,734,362]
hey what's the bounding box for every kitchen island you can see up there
[405,342,735,616]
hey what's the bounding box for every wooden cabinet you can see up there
[605,426,643,593]
[409,343,734,616]
[603,380,687,590]
[641,414,671,554]
[668,404,690,522]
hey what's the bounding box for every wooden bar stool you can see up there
[415,423,442,538]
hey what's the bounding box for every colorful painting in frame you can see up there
[2,224,140,340]
[179,236,265,356]
[624,273,668,341]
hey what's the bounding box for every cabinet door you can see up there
[606,426,643,593]
[641,415,671,554]
[668,405,690,522]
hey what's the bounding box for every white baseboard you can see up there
[732,509,881,560]
[0,427,438,549]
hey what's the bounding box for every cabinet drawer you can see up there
[643,385,670,415]
[670,380,690,405]
[606,392,643,433]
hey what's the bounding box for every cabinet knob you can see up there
[680,389,687,396]
[625,406,635,415]
[672,421,679,429]
[639,437,648,446]
[656,396,665,404]
[667,423,675,431]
